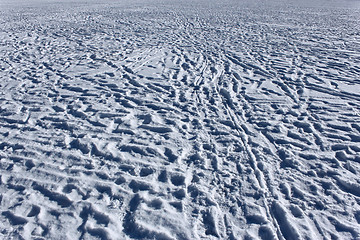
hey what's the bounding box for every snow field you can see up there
[0,0,360,239]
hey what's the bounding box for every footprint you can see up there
[170,175,185,186]
[2,211,28,225]
[27,205,41,217]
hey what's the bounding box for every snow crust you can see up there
[0,0,360,239]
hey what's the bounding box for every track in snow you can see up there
[1,0,360,239]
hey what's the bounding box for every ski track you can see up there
[1,0,360,239]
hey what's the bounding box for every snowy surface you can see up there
[1,0,360,239]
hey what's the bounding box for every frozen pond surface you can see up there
[0,0,360,239]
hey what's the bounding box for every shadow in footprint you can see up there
[2,211,27,225]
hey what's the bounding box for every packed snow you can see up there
[0,0,360,239]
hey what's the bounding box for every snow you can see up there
[0,0,360,239]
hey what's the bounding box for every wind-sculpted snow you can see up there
[1,0,360,239]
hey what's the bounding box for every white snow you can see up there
[0,0,360,239]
